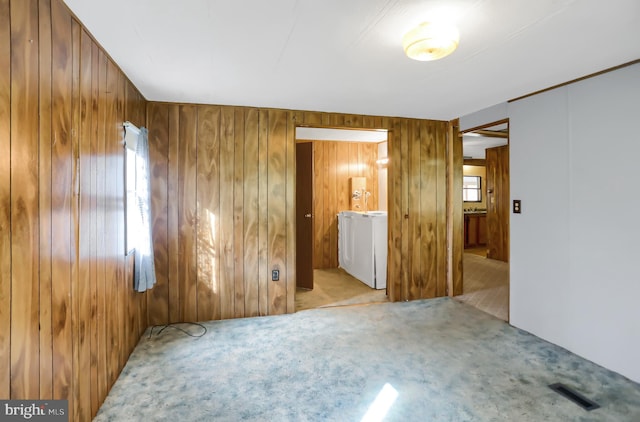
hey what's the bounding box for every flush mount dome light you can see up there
[402,21,459,61]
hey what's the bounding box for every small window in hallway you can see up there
[463,175,482,202]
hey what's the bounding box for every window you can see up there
[463,176,482,202]
[124,122,141,255]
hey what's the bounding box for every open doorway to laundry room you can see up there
[294,127,390,311]
[455,120,510,321]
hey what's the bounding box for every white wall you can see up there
[509,62,640,383]
[459,102,507,131]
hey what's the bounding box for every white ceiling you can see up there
[462,136,507,159]
[63,0,640,121]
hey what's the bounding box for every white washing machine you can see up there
[338,211,387,289]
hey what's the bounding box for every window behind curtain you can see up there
[124,122,141,255]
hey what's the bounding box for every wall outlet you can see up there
[271,269,280,281]
[513,199,522,214]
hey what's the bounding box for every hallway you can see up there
[295,268,388,311]
[455,253,509,321]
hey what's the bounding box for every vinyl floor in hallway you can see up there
[456,252,509,321]
[295,268,388,311]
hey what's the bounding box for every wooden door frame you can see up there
[448,118,509,298]
[293,124,390,303]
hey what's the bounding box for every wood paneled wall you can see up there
[148,104,297,322]
[148,106,451,319]
[387,119,450,300]
[0,1,148,420]
[311,141,379,269]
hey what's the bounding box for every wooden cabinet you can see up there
[464,213,487,248]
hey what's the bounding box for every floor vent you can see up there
[549,383,600,411]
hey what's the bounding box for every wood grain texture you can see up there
[258,109,269,315]
[167,105,180,323]
[10,0,40,400]
[219,106,235,319]
[435,121,448,297]
[51,0,73,405]
[3,1,148,418]
[70,18,80,420]
[243,108,260,317]
[388,119,403,302]
[399,119,409,301]
[0,0,11,401]
[486,145,510,262]
[178,105,199,322]
[312,142,324,269]
[195,105,220,322]
[409,120,421,300]
[105,58,118,391]
[115,67,127,373]
[311,141,379,269]
[147,106,451,323]
[448,119,464,296]
[95,49,108,409]
[88,42,99,416]
[38,0,54,400]
[286,111,302,313]
[147,102,169,325]
[267,109,287,315]
[76,25,92,422]
[234,108,246,317]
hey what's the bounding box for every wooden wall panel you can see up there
[148,104,451,318]
[388,120,403,302]
[167,105,180,323]
[95,49,108,406]
[267,110,288,314]
[178,105,199,322]
[219,107,235,319]
[233,108,246,317]
[195,105,221,322]
[10,0,40,399]
[38,0,54,400]
[435,122,448,297]
[310,141,380,269]
[312,141,324,269]
[51,0,74,404]
[2,1,149,420]
[409,120,421,300]
[286,111,302,314]
[77,27,93,422]
[148,102,170,325]
[243,108,260,316]
[257,109,269,316]
[0,0,10,401]
[448,119,463,296]
[88,41,100,415]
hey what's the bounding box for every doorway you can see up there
[456,120,510,321]
[294,127,389,311]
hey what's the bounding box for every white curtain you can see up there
[132,127,157,292]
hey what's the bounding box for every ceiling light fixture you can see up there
[402,22,459,61]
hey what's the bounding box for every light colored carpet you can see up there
[295,268,388,311]
[94,298,640,422]
[457,253,509,321]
